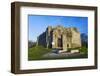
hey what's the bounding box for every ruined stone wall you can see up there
[37,32,47,47]
[37,26,81,50]
[71,28,81,48]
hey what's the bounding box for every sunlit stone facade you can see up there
[37,26,81,50]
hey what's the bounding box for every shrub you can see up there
[79,46,88,54]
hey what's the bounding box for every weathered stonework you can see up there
[37,25,81,51]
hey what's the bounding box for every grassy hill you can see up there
[28,46,52,60]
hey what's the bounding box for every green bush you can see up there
[79,46,88,54]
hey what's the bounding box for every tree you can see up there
[81,33,88,48]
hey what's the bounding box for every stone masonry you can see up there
[37,25,81,51]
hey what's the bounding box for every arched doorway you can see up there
[58,36,62,49]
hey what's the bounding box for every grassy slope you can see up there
[28,46,51,60]
[28,46,88,61]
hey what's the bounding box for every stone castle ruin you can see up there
[37,26,81,51]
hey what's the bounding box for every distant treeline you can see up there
[28,40,36,48]
[81,33,88,48]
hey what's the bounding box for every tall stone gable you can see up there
[37,25,81,51]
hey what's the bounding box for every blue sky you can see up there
[28,15,88,42]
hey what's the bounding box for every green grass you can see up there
[28,46,52,60]
[28,46,88,61]
[67,46,88,55]
[37,54,88,60]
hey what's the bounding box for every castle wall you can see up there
[37,26,81,50]
[71,28,81,48]
[38,32,47,47]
